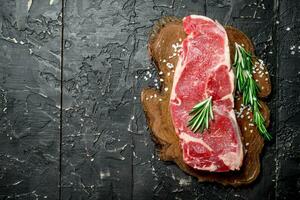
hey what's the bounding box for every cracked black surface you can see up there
[0,0,299,199]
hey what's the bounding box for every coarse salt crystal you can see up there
[166,63,174,69]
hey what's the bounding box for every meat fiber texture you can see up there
[169,15,243,172]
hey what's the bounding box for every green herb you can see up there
[187,96,214,133]
[233,43,272,140]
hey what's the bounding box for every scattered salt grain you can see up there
[290,45,296,50]
[167,63,174,69]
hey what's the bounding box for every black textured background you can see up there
[0,0,299,199]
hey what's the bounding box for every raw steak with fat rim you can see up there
[169,15,243,172]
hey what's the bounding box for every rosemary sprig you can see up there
[253,102,272,140]
[187,96,214,133]
[233,43,272,140]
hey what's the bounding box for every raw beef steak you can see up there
[169,15,243,172]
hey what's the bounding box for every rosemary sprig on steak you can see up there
[233,43,271,140]
[188,96,214,133]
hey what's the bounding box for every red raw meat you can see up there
[169,15,243,172]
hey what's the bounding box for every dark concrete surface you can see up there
[0,0,299,199]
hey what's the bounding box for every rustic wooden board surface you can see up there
[0,0,299,199]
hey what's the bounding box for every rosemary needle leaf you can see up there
[188,96,214,134]
[233,43,271,140]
